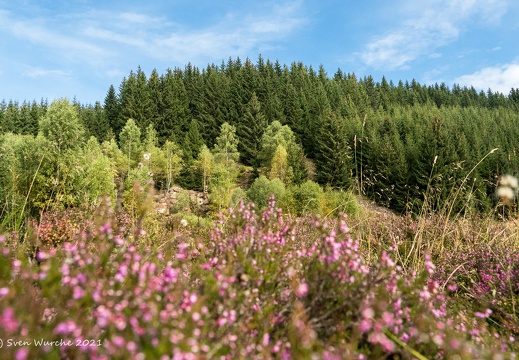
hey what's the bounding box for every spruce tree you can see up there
[314,109,352,189]
[237,92,267,170]
[158,68,191,144]
[178,119,205,190]
[104,85,121,136]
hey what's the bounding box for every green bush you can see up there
[247,175,286,210]
[292,180,323,216]
[319,188,361,218]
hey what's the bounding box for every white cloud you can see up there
[357,0,509,70]
[94,4,307,65]
[455,62,519,94]
[0,3,306,75]
[0,9,112,67]
[23,67,71,78]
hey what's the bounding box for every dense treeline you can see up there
[2,56,519,216]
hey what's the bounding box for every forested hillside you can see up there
[2,56,519,218]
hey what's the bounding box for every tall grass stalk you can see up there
[15,153,45,232]
[438,148,498,253]
[404,155,437,270]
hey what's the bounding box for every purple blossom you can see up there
[1,307,19,332]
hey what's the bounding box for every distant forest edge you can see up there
[2,56,519,215]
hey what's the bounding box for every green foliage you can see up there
[7,58,519,216]
[157,68,191,145]
[246,175,286,210]
[122,165,153,219]
[213,122,240,167]
[38,98,85,153]
[118,118,142,171]
[161,140,183,191]
[178,119,205,190]
[319,188,361,218]
[142,124,172,189]
[79,137,116,204]
[101,137,127,176]
[183,119,205,161]
[314,110,353,189]
[259,120,308,185]
[237,92,267,169]
[104,84,122,136]
[291,180,323,216]
[268,144,292,183]
[195,145,213,193]
[208,163,239,213]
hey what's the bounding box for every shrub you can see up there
[246,175,286,210]
[291,180,323,216]
[319,188,361,218]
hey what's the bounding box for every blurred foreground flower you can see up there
[497,174,518,205]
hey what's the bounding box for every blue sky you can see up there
[1,0,519,104]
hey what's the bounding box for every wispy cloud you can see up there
[84,2,307,65]
[356,0,509,70]
[0,2,306,76]
[0,9,112,67]
[23,67,71,79]
[455,62,519,94]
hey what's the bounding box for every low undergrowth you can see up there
[0,196,518,359]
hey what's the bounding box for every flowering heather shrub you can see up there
[35,208,94,246]
[35,204,132,247]
[435,241,519,336]
[0,197,514,359]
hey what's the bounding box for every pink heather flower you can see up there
[12,259,22,272]
[447,283,458,292]
[55,320,78,335]
[0,287,9,298]
[42,308,57,322]
[1,307,19,332]
[114,314,127,330]
[359,318,372,333]
[474,309,492,319]
[474,312,486,319]
[381,251,395,267]
[295,282,309,297]
[424,253,436,275]
[15,348,29,360]
[400,332,410,343]
[469,329,480,336]
[73,286,84,299]
[192,312,201,322]
[382,312,394,327]
[127,341,137,352]
[176,253,187,260]
[362,307,375,319]
[393,297,402,310]
[263,333,270,346]
[189,293,198,304]
[229,310,237,323]
[369,332,395,353]
[112,335,125,347]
